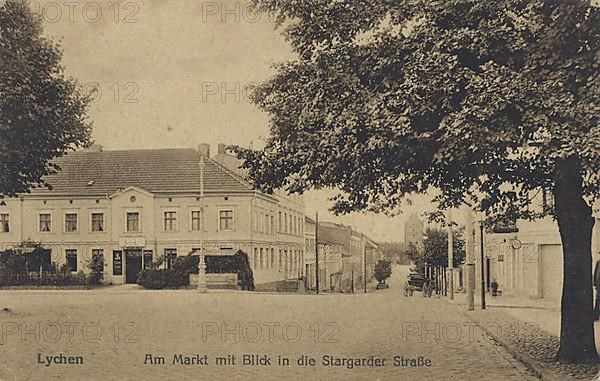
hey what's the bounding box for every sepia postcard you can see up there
[0,0,599,380]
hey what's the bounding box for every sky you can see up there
[32,0,437,241]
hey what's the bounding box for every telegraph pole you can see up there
[464,206,475,311]
[197,155,207,293]
[315,212,320,294]
[448,209,454,300]
[363,239,367,293]
[480,221,486,310]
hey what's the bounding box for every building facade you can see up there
[304,216,316,290]
[469,195,600,305]
[0,145,305,287]
[303,221,381,293]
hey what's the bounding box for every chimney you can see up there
[218,143,227,155]
[197,143,210,157]
[86,144,103,152]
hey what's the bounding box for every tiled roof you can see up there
[318,222,351,250]
[27,148,252,196]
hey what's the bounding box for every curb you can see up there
[463,312,562,381]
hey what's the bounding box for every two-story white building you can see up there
[0,144,305,287]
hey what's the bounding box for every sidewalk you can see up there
[445,292,600,380]
[450,292,560,337]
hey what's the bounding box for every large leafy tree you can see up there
[239,0,600,363]
[422,227,466,269]
[0,0,91,198]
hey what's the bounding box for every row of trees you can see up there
[405,228,466,278]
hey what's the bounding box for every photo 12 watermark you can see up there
[200,82,258,104]
[0,320,140,344]
[199,321,339,344]
[81,82,140,104]
[32,1,141,24]
[200,2,278,24]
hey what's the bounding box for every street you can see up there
[0,267,536,380]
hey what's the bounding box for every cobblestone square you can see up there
[0,268,537,380]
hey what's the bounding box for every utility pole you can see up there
[363,239,367,294]
[480,221,486,310]
[464,206,475,311]
[315,212,319,294]
[448,209,454,300]
[197,155,207,293]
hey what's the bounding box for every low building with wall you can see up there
[471,196,600,305]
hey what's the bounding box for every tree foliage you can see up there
[239,0,600,363]
[422,227,466,268]
[239,0,599,220]
[373,259,392,283]
[0,0,92,198]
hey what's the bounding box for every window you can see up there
[271,248,275,268]
[191,210,202,231]
[164,248,177,269]
[92,249,104,276]
[66,249,77,272]
[164,211,177,231]
[264,214,269,234]
[39,214,51,232]
[127,212,140,232]
[65,213,78,233]
[0,214,9,233]
[254,248,258,269]
[91,213,104,232]
[143,250,153,269]
[279,250,283,272]
[278,212,282,232]
[260,248,264,269]
[284,213,288,233]
[219,210,234,231]
[270,216,275,235]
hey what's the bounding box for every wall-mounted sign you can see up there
[113,250,123,276]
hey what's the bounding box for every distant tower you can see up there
[404,213,424,249]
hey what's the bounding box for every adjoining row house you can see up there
[303,220,383,292]
[0,144,305,288]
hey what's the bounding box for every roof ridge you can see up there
[205,156,254,191]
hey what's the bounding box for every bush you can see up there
[137,250,255,290]
[234,251,255,291]
[0,249,97,287]
[374,259,392,284]
[207,250,255,290]
[87,252,104,285]
[137,269,188,289]
[172,255,199,276]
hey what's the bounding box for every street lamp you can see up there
[448,209,454,300]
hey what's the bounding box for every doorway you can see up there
[125,249,143,284]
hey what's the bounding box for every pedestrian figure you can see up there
[491,279,499,297]
[594,260,600,321]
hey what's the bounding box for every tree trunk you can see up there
[553,157,598,363]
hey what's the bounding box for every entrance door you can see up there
[125,249,143,284]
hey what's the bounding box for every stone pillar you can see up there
[197,253,207,293]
